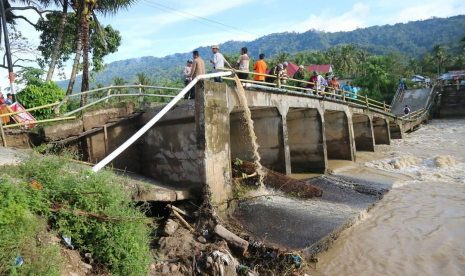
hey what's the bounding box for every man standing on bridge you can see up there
[187,51,205,100]
[404,105,411,116]
[210,45,233,82]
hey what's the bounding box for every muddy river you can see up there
[316,119,465,276]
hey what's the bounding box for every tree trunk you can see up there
[46,0,68,81]
[80,16,90,107]
[66,14,83,96]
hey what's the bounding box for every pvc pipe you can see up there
[92,71,232,173]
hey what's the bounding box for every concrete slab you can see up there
[0,147,28,166]
[234,174,391,255]
[117,172,191,202]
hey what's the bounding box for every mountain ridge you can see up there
[57,15,465,92]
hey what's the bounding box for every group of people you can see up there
[182,45,359,101]
[0,91,13,128]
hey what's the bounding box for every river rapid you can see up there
[317,118,465,276]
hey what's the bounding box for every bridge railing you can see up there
[216,68,392,112]
[55,84,182,116]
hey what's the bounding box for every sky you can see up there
[1,0,465,89]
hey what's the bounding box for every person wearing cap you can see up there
[277,63,289,85]
[293,65,306,92]
[306,71,319,94]
[186,50,205,100]
[183,59,193,86]
[253,53,267,82]
[210,45,233,82]
[281,62,289,84]
[235,47,250,80]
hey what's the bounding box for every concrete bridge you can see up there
[123,81,406,204]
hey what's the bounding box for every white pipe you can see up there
[92,71,232,172]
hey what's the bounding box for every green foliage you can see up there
[0,178,61,276]
[37,11,122,80]
[15,67,46,87]
[17,81,65,120]
[10,152,153,276]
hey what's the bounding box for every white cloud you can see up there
[381,0,465,25]
[291,3,370,33]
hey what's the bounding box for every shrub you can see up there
[17,81,66,120]
[0,177,62,275]
[11,153,154,276]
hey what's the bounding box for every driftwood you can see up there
[214,224,249,256]
[232,158,323,198]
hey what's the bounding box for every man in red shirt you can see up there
[307,71,319,94]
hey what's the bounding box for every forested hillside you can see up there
[57,15,465,92]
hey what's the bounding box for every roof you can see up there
[305,64,332,73]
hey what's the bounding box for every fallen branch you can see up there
[167,204,192,218]
[171,209,194,232]
[214,225,249,256]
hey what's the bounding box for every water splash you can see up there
[233,75,266,187]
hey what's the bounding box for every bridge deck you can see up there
[391,88,431,116]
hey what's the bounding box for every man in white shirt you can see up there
[183,59,193,86]
[210,45,233,82]
[316,73,325,95]
[235,47,250,80]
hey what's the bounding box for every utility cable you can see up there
[142,0,261,37]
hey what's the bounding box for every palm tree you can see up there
[339,45,356,76]
[134,72,153,93]
[45,0,69,81]
[409,57,421,75]
[72,0,137,107]
[432,44,445,76]
[356,49,368,76]
[112,76,127,101]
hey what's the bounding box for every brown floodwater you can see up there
[316,119,465,276]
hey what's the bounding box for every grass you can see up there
[0,152,155,276]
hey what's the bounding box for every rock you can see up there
[197,236,207,244]
[206,256,214,268]
[162,265,170,275]
[150,263,156,270]
[69,272,78,276]
[83,263,92,269]
[170,264,178,272]
[163,219,179,236]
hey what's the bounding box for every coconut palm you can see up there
[339,45,356,76]
[356,49,368,76]
[112,76,127,101]
[432,44,445,75]
[134,72,153,93]
[71,0,137,106]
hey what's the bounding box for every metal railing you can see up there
[55,84,182,116]
[390,84,403,108]
[216,68,392,112]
